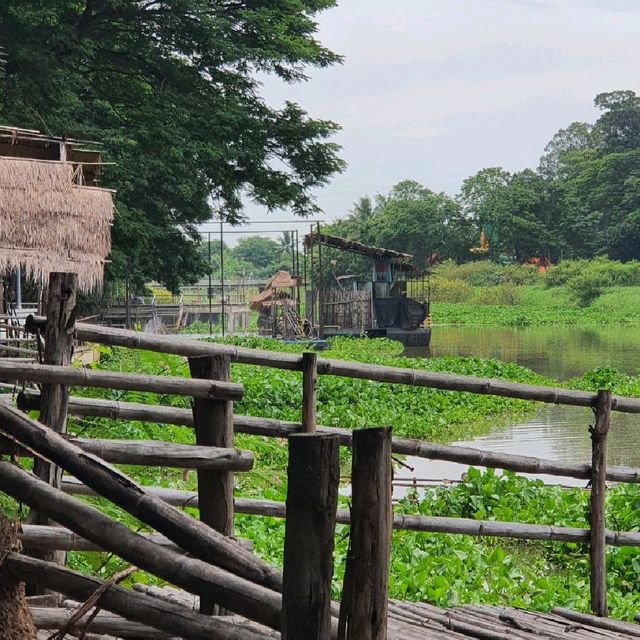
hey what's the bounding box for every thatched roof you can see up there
[303,232,413,261]
[249,270,300,311]
[0,152,114,291]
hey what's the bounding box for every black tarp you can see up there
[374,296,428,331]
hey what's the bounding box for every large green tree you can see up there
[0,1,344,291]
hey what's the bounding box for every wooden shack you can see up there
[0,125,114,295]
[304,232,431,346]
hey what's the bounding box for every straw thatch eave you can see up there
[0,155,114,291]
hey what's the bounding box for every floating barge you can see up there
[304,231,431,346]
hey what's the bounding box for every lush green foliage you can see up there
[327,91,640,272]
[427,260,640,324]
[435,286,640,326]
[6,336,640,617]
[0,0,344,291]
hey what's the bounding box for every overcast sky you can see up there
[209,0,640,242]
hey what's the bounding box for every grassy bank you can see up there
[434,285,640,326]
[429,259,640,326]
[6,336,640,619]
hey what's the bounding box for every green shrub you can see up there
[545,258,640,288]
[430,278,474,303]
[434,260,541,287]
[471,283,521,306]
[567,273,608,307]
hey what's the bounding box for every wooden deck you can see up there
[31,586,640,639]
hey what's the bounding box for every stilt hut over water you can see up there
[0,125,114,305]
[304,232,431,346]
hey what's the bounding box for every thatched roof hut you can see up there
[0,126,114,291]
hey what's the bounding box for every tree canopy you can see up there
[0,0,344,291]
[334,90,640,269]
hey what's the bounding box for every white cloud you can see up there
[236,0,640,229]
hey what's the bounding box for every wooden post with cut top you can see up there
[28,272,77,568]
[188,353,234,615]
[338,427,393,640]
[302,351,318,434]
[282,433,339,639]
[589,389,611,617]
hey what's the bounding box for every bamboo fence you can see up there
[1,307,640,638]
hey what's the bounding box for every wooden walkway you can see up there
[31,586,640,639]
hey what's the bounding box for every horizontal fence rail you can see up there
[0,360,243,400]
[25,317,640,414]
[60,480,640,549]
[18,393,640,484]
[0,434,253,471]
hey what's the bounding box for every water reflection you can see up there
[411,325,640,380]
[399,325,640,491]
[398,405,640,495]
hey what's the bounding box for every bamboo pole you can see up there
[0,435,253,470]
[0,402,282,592]
[189,354,235,615]
[0,461,282,629]
[590,389,611,617]
[552,607,640,637]
[5,554,272,640]
[0,360,243,400]
[61,480,640,548]
[338,428,393,640]
[26,317,640,414]
[21,393,640,484]
[282,434,339,640]
[301,352,317,433]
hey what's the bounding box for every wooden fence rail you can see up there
[24,316,640,413]
[2,315,638,629]
[60,480,640,548]
[18,392,640,484]
[0,435,253,470]
[0,360,243,400]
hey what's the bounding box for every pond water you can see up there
[398,325,640,493]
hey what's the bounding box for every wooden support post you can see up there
[189,354,234,615]
[29,272,77,569]
[338,427,393,640]
[302,351,318,433]
[282,434,339,640]
[590,389,611,617]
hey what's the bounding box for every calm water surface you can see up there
[399,325,640,491]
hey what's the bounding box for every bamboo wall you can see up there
[320,289,371,332]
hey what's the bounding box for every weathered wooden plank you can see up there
[282,434,339,639]
[590,389,611,617]
[6,554,272,640]
[338,427,393,640]
[189,354,235,615]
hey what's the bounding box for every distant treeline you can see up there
[326,90,640,269]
